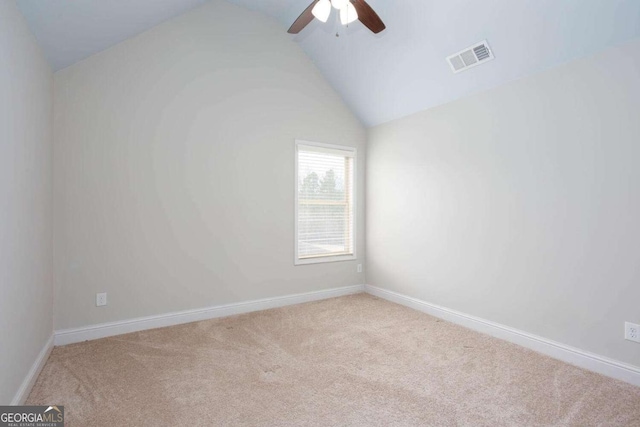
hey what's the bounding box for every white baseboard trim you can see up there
[365,284,640,388]
[11,334,54,405]
[54,285,365,346]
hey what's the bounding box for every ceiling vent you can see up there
[447,40,494,74]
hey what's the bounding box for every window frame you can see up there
[294,139,357,266]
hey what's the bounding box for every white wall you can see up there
[0,1,53,404]
[53,0,366,330]
[367,39,640,368]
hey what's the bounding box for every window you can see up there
[295,140,356,265]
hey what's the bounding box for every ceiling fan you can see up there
[288,0,385,35]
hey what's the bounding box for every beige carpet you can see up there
[28,294,640,426]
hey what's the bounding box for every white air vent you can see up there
[447,40,494,74]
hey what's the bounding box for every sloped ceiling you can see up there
[16,0,209,71]
[17,0,640,126]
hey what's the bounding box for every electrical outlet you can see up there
[96,292,107,307]
[357,264,362,273]
[625,322,640,343]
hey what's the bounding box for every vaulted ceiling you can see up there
[16,0,640,126]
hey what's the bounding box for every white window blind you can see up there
[295,141,355,264]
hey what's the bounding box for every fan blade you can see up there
[352,0,385,34]
[288,0,319,34]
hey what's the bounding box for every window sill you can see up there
[295,254,356,266]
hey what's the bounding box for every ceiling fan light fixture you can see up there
[331,0,348,10]
[312,0,332,23]
[340,2,358,25]
[288,0,385,35]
